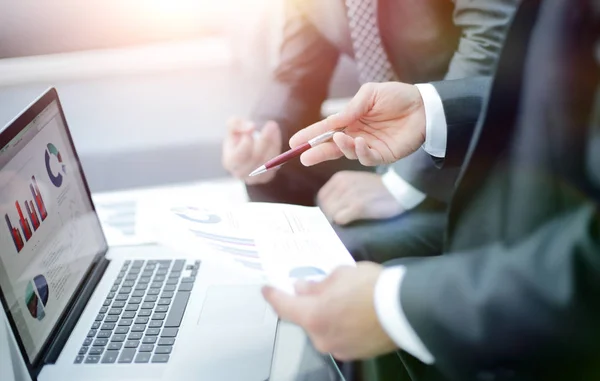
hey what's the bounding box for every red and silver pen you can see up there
[249,128,344,177]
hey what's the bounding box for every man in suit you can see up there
[222,0,519,262]
[262,0,600,379]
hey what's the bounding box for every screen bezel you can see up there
[0,88,109,378]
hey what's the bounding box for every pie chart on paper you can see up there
[25,275,49,321]
[289,266,327,279]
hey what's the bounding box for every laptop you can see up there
[0,88,278,381]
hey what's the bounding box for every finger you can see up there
[316,174,342,209]
[227,117,254,134]
[300,142,344,166]
[333,206,358,226]
[332,132,357,160]
[228,134,255,176]
[355,137,384,166]
[262,286,312,324]
[254,121,281,160]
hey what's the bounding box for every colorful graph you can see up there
[45,143,66,188]
[5,176,48,253]
[172,207,262,270]
[25,275,49,321]
[289,266,326,279]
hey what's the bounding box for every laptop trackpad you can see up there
[198,285,266,325]
[165,285,277,381]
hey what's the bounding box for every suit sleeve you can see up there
[430,76,491,168]
[390,0,518,201]
[250,0,339,145]
[445,0,522,80]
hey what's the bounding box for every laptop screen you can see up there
[0,92,106,363]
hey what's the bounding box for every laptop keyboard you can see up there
[74,259,199,364]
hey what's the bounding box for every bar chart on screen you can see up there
[4,176,49,253]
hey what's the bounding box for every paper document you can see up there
[155,202,355,293]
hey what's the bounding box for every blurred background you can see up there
[0,0,358,192]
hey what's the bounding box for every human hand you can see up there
[222,117,282,185]
[262,262,397,361]
[317,171,403,225]
[290,82,426,167]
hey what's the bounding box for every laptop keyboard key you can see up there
[107,342,122,351]
[79,346,88,355]
[101,323,115,330]
[85,355,101,364]
[97,331,111,339]
[157,299,171,306]
[155,306,169,313]
[112,301,126,308]
[115,294,128,301]
[161,328,178,337]
[132,260,144,268]
[128,297,142,304]
[132,290,145,297]
[83,338,93,346]
[149,321,163,328]
[125,304,139,311]
[108,308,122,315]
[152,313,166,320]
[158,338,175,346]
[118,348,136,363]
[125,340,140,348]
[142,336,157,344]
[128,332,143,340]
[111,334,126,342]
[141,302,155,309]
[93,339,108,347]
[131,324,146,332]
[122,311,136,319]
[162,285,176,292]
[147,289,160,295]
[115,327,129,335]
[135,353,151,363]
[89,347,104,356]
[178,283,193,292]
[137,309,151,317]
[87,329,97,337]
[101,350,119,364]
[165,291,190,328]
[118,319,133,326]
[135,317,149,325]
[146,328,160,336]
[104,316,118,323]
[74,355,84,364]
[139,344,154,352]
[152,354,170,363]
[155,346,172,355]
[144,295,158,303]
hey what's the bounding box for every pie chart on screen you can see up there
[25,275,49,321]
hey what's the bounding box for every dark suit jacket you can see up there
[248,0,519,204]
[395,0,600,379]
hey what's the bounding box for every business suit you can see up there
[388,0,600,379]
[247,0,519,262]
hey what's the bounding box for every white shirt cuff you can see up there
[374,266,435,365]
[415,83,447,158]
[381,169,426,210]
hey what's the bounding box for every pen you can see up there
[249,128,344,177]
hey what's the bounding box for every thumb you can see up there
[294,279,327,295]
